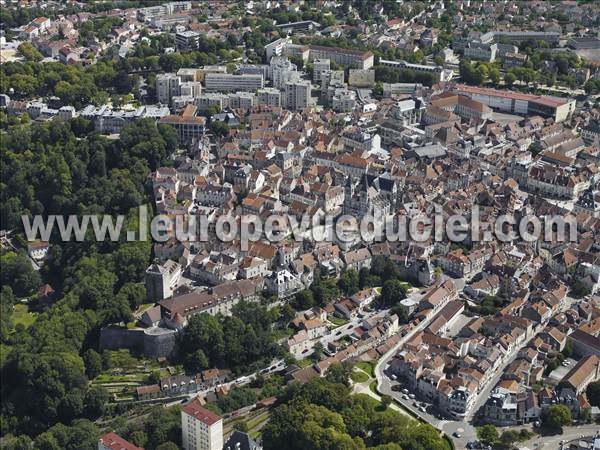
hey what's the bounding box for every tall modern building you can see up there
[269,56,299,89]
[156,73,182,105]
[181,397,223,450]
[257,88,282,107]
[284,80,311,111]
[313,58,331,83]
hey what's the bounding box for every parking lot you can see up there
[547,357,577,383]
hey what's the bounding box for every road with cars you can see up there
[373,279,581,449]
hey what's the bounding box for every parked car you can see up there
[453,432,461,438]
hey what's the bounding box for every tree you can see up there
[17,42,43,62]
[325,362,352,387]
[587,381,600,407]
[83,386,109,419]
[528,141,544,156]
[477,424,499,445]
[280,303,296,324]
[187,348,210,373]
[0,250,42,297]
[500,429,521,446]
[380,280,408,306]
[380,395,392,408]
[311,276,342,305]
[489,68,501,86]
[544,404,572,429]
[562,340,574,359]
[83,349,103,379]
[210,120,230,138]
[293,289,315,310]
[156,443,179,450]
[505,72,517,87]
[129,431,148,448]
[459,59,484,85]
[338,269,359,295]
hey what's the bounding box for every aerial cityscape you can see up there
[1,1,600,449]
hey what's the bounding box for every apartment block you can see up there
[156,73,182,105]
[204,74,264,92]
[285,80,311,111]
[313,58,331,83]
[181,397,223,450]
[257,88,282,107]
[98,432,142,450]
[307,45,374,69]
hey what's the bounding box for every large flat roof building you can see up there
[454,84,576,122]
[204,73,264,92]
[378,59,453,83]
[307,45,374,70]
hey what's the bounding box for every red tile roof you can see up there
[183,397,222,425]
[98,432,143,450]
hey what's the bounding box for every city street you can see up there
[372,276,564,449]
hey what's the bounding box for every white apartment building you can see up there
[313,58,331,83]
[265,36,293,61]
[182,397,223,450]
[196,93,229,112]
[284,80,311,111]
[270,56,300,89]
[228,91,256,109]
[321,70,345,94]
[137,1,191,21]
[331,87,356,112]
[179,81,202,97]
[464,43,498,62]
[204,73,264,92]
[257,88,282,107]
[175,30,200,50]
[156,73,182,105]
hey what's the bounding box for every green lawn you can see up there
[356,361,375,377]
[12,304,38,329]
[297,358,313,368]
[246,411,270,430]
[329,316,349,327]
[271,328,294,341]
[136,302,155,313]
[369,381,378,395]
[350,370,369,383]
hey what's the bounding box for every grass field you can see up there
[369,380,378,395]
[351,370,369,383]
[297,358,313,368]
[329,316,349,327]
[356,361,375,377]
[12,304,38,329]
